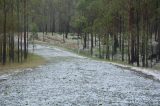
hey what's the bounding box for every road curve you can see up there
[0,44,160,106]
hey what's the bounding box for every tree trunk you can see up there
[106,33,110,59]
[98,35,101,58]
[2,0,7,65]
[91,33,93,56]
[83,33,87,49]
[24,0,27,59]
[136,7,140,66]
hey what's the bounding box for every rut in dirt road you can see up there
[0,45,160,106]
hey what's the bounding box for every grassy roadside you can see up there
[70,48,160,72]
[0,53,46,75]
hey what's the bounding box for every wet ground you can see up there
[0,45,160,106]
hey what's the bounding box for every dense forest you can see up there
[0,0,29,65]
[0,0,160,68]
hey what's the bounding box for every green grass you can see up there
[0,53,46,74]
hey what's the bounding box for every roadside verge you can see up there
[0,53,46,76]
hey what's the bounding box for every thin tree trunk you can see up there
[91,33,93,56]
[106,33,109,59]
[24,0,27,59]
[83,33,87,49]
[136,8,140,67]
[2,0,7,65]
[98,35,101,58]
[122,17,125,62]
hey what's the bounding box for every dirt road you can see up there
[0,44,160,106]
